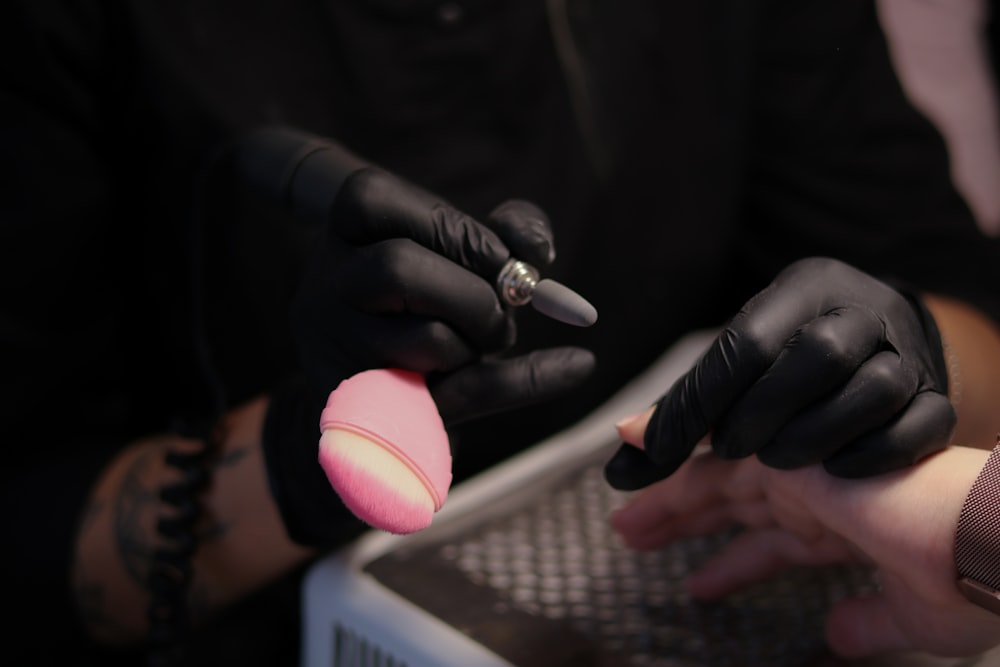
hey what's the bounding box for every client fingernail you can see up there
[614,411,645,430]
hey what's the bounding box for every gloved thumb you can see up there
[429,346,595,426]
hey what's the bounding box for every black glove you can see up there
[244,128,595,546]
[290,171,585,412]
[605,257,955,491]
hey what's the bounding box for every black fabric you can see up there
[4,0,1000,664]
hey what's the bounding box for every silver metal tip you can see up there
[530,279,598,327]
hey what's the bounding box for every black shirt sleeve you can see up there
[743,0,1000,322]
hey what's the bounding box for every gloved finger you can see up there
[822,390,955,478]
[296,314,480,388]
[361,317,483,373]
[429,346,595,426]
[638,366,730,479]
[332,168,511,279]
[640,298,805,474]
[484,200,556,269]
[757,350,913,469]
[712,306,884,459]
[337,238,514,350]
[603,444,678,491]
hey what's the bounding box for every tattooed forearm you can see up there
[114,447,165,587]
[71,435,199,643]
[196,446,249,544]
[70,397,311,645]
[216,446,248,470]
[73,499,134,641]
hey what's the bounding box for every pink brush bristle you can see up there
[318,438,435,534]
[318,369,452,534]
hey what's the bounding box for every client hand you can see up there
[610,410,1000,659]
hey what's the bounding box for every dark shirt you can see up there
[3,0,1000,664]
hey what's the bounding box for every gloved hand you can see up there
[250,130,594,546]
[605,257,955,491]
[290,169,593,422]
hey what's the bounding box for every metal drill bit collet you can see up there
[495,259,598,328]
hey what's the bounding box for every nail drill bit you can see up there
[496,259,598,327]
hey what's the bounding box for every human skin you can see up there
[611,407,1000,659]
[924,294,1000,451]
[71,397,314,644]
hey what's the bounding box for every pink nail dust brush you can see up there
[319,369,451,535]
[317,259,598,535]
